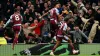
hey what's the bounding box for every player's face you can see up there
[17,6,21,10]
[56,4,60,8]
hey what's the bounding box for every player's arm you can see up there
[4,15,12,28]
[62,23,69,36]
[39,11,49,18]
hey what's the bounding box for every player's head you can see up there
[14,8,19,13]
[63,4,68,9]
[54,2,60,8]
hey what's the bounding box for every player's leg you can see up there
[63,36,79,54]
[50,37,62,56]
[12,26,21,50]
[12,32,18,50]
[50,20,58,37]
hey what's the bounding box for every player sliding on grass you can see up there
[4,8,23,50]
[50,16,79,56]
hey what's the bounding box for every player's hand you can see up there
[88,39,92,43]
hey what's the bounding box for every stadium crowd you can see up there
[0,0,100,44]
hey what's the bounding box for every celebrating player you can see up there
[4,8,23,50]
[40,2,61,38]
[50,16,79,56]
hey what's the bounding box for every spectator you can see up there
[22,23,37,44]
[68,26,88,43]
[79,14,94,43]
[0,19,7,44]
[5,1,12,20]
[30,19,44,43]
[4,27,14,43]
[0,19,4,37]
[42,2,49,19]
[24,8,31,22]
[84,8,96,19]
[47,0,52,9]
[71,0,87,16]
[85,2,91,10]
[41,20,51,43]
[88,8,100,43]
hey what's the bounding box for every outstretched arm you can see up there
[88,21,99,43]
[82,6,88,13]
[71,0,77,7]
[39,12,49,18]
[79,30,88,40]
[28,25,37,30]
[79,15,89,23]
[4,15,12,28]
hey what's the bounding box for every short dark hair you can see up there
[14,8,18,12]
[53,2,60,7]
[65,4,69,7]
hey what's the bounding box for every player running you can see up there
[40,2,61,38]
[4,8,23,50]
[50,16,79,56]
